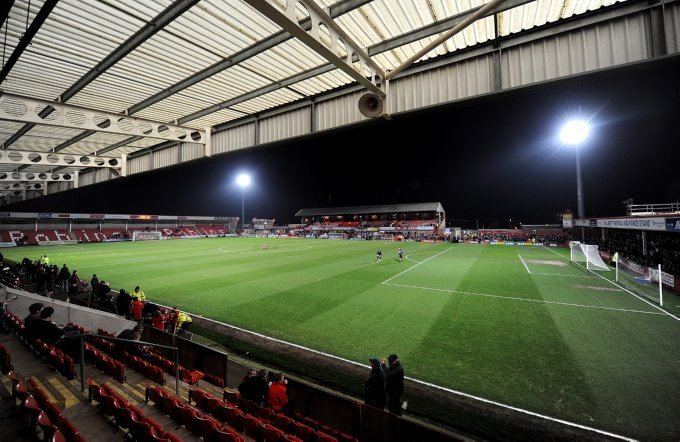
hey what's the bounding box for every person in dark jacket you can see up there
[238,369,259,401]
[33,307,64,345]
[382,354,404,415]
[23,302,44,340]
[58,265,69,293]
[116,289,132,317]
[364,357,386,409]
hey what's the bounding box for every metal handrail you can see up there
[63,332,180,395]
[627,202,680,215]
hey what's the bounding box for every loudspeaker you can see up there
[358,92,383,118]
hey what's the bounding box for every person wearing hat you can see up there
[382,354,405,415]
[364,357,386,409]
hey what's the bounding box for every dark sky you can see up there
[6,58,680,228]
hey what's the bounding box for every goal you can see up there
[569,241,610,271]
[132,231,163,241]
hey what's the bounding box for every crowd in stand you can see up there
[0,254,193,336]
[583,228,680,275]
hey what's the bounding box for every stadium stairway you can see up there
[0,330,258,442]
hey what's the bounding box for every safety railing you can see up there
[627,202,680,215]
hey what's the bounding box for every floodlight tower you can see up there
[560,120,590,219]
[236,174,251,232]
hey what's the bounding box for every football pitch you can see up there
[4,238,679,439]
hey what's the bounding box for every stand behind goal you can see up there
[569,241,610,271]
[132,231,163,241]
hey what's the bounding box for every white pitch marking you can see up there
[518,255,531,274]
[542,246,680,322]
[531,272,596,279]
[404,254,422,264]
[150,302,637,442]
[381,247,453,285]
[384,282,663,316]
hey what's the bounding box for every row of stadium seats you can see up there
[0,343,12,374]
[10,373,83,441]
[88,379,181,441]
[146,384,244,441]
[3,312,77,380]
[215,387,356,442]
[0,224,230,244]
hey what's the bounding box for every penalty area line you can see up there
[542,246,680,322]
[156,304,636,441]
[384,282,664,316]
[518,255,531,274]
[381,247,453,285]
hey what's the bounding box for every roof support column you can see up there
[254,118,260,145]
[309,101,316,133]
[43,182,48,196]
[120,154,127,177]
[492,14,503,91]
[73,171,79,189]
[205,127,212,157]
[649,5,667,57]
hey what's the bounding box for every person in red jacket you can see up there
[150,310,166,330]
[266,372,289,412]
[130,299,144,322]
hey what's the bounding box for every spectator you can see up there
[131,286,146,302]
[267,372,289,412]
[382,354,405,416]
[68,270,80,297]
[33,307,64,344]
[364,357,386,409]
[238,369,260,401]
[130,298,144,322]
[96,281,111,305]
[100,293,116,314]
[90,274,99,303]
[177,311,192,334]
[150,310,166,330]
[23,302,44,339]
[254,369,269,406]
[116,289,132,317]
[58,265,69,293]
[117,324,144,356]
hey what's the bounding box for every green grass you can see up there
[3,238,679,439]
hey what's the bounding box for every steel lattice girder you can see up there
[0,182,47,191]
[0,172,74,182]
[242,0,385,97]
[0,150,122,169]
[0,92,206,144]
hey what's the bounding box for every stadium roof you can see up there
[0,0,627,176]
[296,202,444,216]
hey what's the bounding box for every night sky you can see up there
[6,58,680,228]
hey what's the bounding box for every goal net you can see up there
[132,231,163,241]
[569,241,610,271]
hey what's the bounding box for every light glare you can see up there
[236,174,251,187]
[559,120,590,145]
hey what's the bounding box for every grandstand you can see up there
[0,0,678,440]
[295,203,445,239]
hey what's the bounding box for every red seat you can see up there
[204,397,222,415]
[293,422,314,441]
[224,406,245,431]
[282,435,304,442]
[37,411,57,440]
[264,423,285,442]
[244,414,265,440]
[213,426,243,442]
[315,431,338,442]
[50,429,67,442]
[337,433,358,442]
[223,390,240,404]
[174,405,196,428]
[130,419,154,442]
[257,405,276,421]
[190,388,206,408]
[273,413,294,432]
[115,406,136,430]
[191,414,217,439]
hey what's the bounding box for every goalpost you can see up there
[569,241,610,271]
[132,231,163,241]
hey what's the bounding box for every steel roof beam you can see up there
[2,0,202,149]
[0,92,206,144]
[0,150,120,168]
[179,0,532,125]
[0,0,59,84]
[126,0,371,116]
[242,0,384,97]
[0,0,15,28]
[0,172,74,182]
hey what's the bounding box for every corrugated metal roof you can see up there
[0,0,627,161]
[296,202,445,216]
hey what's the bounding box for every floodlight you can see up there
[559,120,590,145]
[236,174,251,187]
